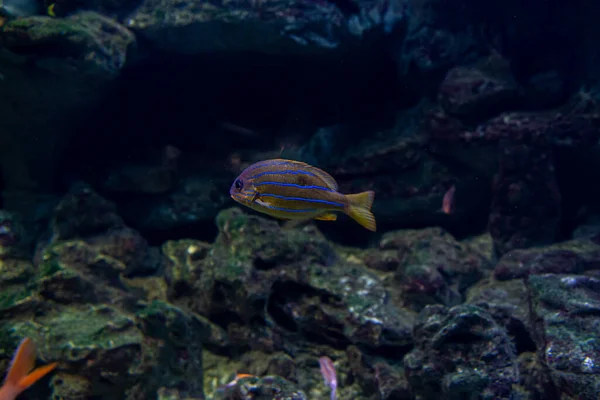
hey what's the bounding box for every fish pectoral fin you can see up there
[314,213,337,221]
[255,199,273,210]
[250,192,261,203]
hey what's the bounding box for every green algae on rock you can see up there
[164,207,415,353]
[214,374,307,400]
[528,274,600,400]
[363,227,491,311]
[466,278,535,353]
[1,12,134,74]
[494,238,600,280]
[123,0,398,55]
[404,304,519,399]
[0,13,134,222]
[44,184,162,278]
[0,188,216,399]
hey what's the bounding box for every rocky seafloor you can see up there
[5,185,600,400]
[2,0,600,398]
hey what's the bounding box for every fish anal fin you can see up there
[17,363,57,390]
[314,213,337,221]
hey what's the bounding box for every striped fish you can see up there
[229,159,376,231]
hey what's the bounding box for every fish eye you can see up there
[235,179,243,190]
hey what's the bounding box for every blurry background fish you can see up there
[0,0,41,16]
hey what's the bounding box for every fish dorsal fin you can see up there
[278,159,339,191]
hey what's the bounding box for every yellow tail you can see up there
[345,191,376,232]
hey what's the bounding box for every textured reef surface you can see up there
[2,186,600,398]
[2,0,600,398]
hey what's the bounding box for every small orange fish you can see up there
[230,159,376,231]
[0,338,57,400]
[442,185,456,214]
[223,373,256,388]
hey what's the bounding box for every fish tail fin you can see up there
[3,338,57,396]
[344,191,376,232]
[18,363,57,390]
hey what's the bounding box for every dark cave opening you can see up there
[58,44,403,245]
[554,146,600,242]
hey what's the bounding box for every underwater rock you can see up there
[0,210,28,259]
[493,239,600,280]
[369,227,490,311]
[50,373,94,400]
[345,346,411,400]
[404,304,519,400]
[515,351,558,400]
[137,299,229,350]
[422,108,499,178]
[0,271,214,398]
[527,274,600,399]
[50,183,125,240]
[371,361,411,400]
[0,258,38,317]
[124,175,231,232]
[292,115,490,230]
[291,118,433,212]
[0,258,35,285]
[0,12,134,215]
[104,145,182,194]
[425,94,600,185]
[396,0,481,79]
[466,278,535,354]
[522,70,567,110]
[45,184,161,277]
[489,130,561,256]
[215,374,307,400]
[553,88,600,146]
[124,0,405,55]
[157,387,204,400]
[37,239,142,306]
[438,53,519,119]
[0,185,226,398]
[164,207,415,352]
[3,304,146,398]
[0,12,133,73]
[572,214,600,243]
[462,233,494,261]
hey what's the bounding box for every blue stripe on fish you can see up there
[249,169,318,180]
[262,204,318,213]
[260,193,344,207]
[254,182,334,192]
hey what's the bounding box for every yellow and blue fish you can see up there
[229,159,376,231]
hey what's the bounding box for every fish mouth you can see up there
[231,193,247,204]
